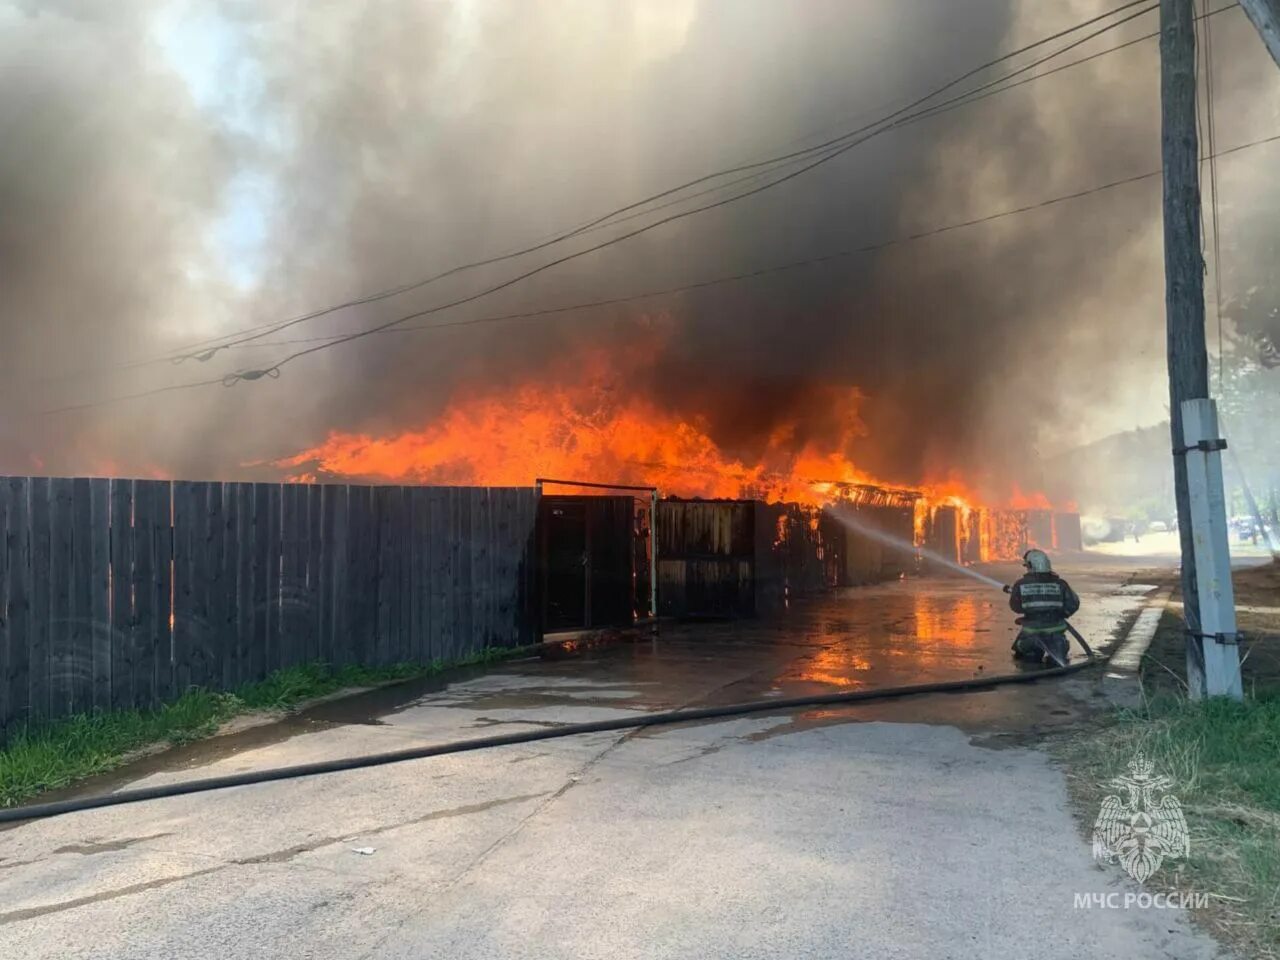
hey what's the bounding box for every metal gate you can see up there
[536,479,656,632]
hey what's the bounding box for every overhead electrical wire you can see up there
[42,0,1250,400]
[41,130,1280,416]
[195,1,1244,358]
[134,0,1157,366]
[218,130,1280,349]
[1201,0,1227,392]
[34,0,1175,400]
[41,1,1252,412]
[49,0,1242,395]
[188,3,1168,376]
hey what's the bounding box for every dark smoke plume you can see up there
[2,0,1278,506]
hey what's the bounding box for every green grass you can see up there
[0,645,536,808]
[1060,686,1280,959]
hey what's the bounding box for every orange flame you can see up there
[278,347,880,506]
[1007,484,1053,511]
[275,343,1070,564]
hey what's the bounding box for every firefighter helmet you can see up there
[1023,548,1052,574]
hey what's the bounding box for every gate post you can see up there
[650,489,659,621]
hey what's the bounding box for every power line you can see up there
[138,0,1248,373]
[44,130,1280,416]
[909,2,1238,126]
[37,0,1174,394]
[1202,0,1227,392]
[287,130,1280,343]
[151,0,1157,363]
[210,3,1163,378]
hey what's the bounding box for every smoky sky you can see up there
[2,0,1278,501]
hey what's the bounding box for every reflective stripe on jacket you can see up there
[1009,572,1080,629]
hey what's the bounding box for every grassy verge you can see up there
[1059,562,1280,959]
[0,645,534,808]
[1059,688,1280,953]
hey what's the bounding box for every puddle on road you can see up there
[9,576,1148,809]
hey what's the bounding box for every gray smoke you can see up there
[2,0,1278,503]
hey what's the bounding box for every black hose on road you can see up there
[0,654,1103,825]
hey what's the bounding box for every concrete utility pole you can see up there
[1160,0,1243,699]
[1182,399,1244,699]
[1239,0,1280,69]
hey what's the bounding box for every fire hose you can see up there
[0,631,1107,825]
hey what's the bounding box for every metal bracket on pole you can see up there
[1180,398,1244,700]
[1173,439,1227,456]
[1185,630,1240,645]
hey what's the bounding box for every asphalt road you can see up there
[0,555,1227,959]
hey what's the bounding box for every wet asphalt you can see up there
[41,557,1147,794]
[0,554,1226,959]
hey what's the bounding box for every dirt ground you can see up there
[1142,560,1280,693]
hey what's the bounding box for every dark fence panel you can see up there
[0,478,539,737]
[656,500,757,619]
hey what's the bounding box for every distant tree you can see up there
[1217,352,1280,524]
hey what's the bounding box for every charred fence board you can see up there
[657,500,756,619]
[472,488,492,649]
[278,483,305,670]
[408,487,429,662]
[209,483,234,692]
[493,487,525,645]
[0,477,538,739]
[132,480,158,704]
[69,479,93,714]
[172,481,200,695]
[375,485,394,666]
[356,484,380,664]
[304,483,323,665]
[233,482,254,688]
[344,484,366,664]
[317,484,337,666]
[248,483,271,679]
[49,478,74,718]
[89,480,111,710]
[28,478,52,723]
[263,483,282,674]
[395,486,412,662]
[426,487,447,660]
[455,488,473,661]
[3,479,32,733]
[108,480,134,710]
[148,481,175,704]
[439,488,459,660]
[135,480,171,705]
[331,484,351,666]
[0,481,10,732]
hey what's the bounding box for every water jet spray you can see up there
[827,503,1006,589]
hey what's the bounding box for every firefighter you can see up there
[1007,548,1079,664]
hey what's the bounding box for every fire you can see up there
[278,347,879,506]
[1007,484,1053,511]
[277,343,1073,563]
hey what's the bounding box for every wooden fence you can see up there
[0,478,538,735]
